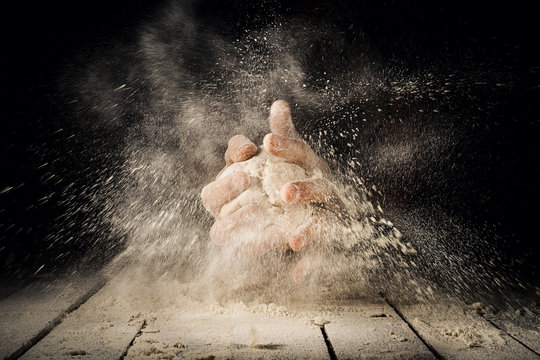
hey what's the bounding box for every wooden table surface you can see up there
[0,274,538,360]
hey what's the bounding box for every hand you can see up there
[201,100,343,283]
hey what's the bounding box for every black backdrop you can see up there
[2,0,538,283]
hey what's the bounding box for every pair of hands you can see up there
[201,100,340,283]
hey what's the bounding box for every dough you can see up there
[216,145,318,240]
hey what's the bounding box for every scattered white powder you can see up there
[209,142,418,295]
[436,325,506,348]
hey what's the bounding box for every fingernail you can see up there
[236,143,256,161]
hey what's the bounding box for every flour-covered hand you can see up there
[201,100,343,282]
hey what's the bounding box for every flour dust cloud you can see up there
[8,0,535,307]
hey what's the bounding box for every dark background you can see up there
[2,1,538,285]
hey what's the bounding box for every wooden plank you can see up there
[389,298,539,360]
[19,280,145,360]
[0,275,104,359]
[124,306,330,359]
[482,302,540,355]
[323,297,436,360]
[6,272,537,360]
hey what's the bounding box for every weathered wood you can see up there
[389,298,539,360]
[323,297,436,360]
[483,303,540,355]
[4,274,539,360]
[124,308,330,359]
[0,275,104,360]
[19,280,145,360]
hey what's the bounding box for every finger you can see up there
[225,135,258,165]
[269,100,299,138]
[209,204,261,244]
[280,178,336,204]
[289,219,323,252]
[292,253,320,285]
[292,257,309,284]
[263,133,320,171]
[201,171,250,216]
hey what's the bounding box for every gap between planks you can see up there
[119,319,148,360]
[381,293,445,360]
[382,293,540,360]
[481,316,540,357]
[319,324,338,360]
[5,277,106,360]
